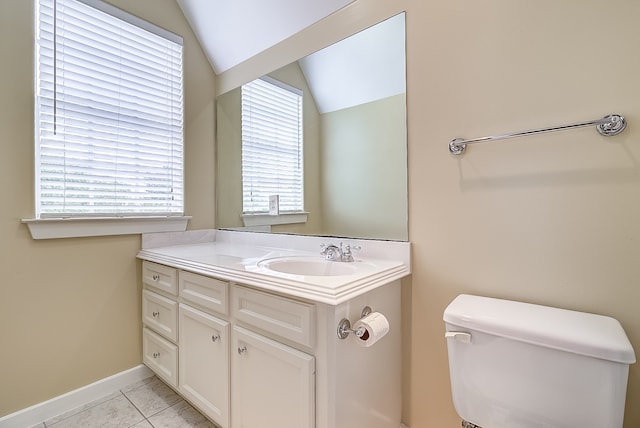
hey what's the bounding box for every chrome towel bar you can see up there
[449,114,627,155]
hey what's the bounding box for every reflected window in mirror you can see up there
[241,77,305,217]
[217,12,407,241]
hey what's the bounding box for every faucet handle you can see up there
[341,243,361,262]
[343,243,361,254]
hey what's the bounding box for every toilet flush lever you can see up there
[445,331,472,344]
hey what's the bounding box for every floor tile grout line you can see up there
[36,376,213,428]
[121,380,187,426]
[122,384,184,420]
[147,397,187,420]
[120,390,150,427]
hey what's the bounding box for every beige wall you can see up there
[219,1,640,427]
[0,0,215,416]
[3,0,640,426]
[409,2,640,427]
[321,94,407,240]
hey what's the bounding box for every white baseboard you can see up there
[0,364,153,428]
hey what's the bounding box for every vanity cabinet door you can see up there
[179,304,230,428]
[232,326,315,428]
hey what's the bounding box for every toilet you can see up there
[443,294,636,428]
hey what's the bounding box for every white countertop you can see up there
[137,230,411,305]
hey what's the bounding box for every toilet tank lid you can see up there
[444,294,636,364]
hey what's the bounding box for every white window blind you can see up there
[35,0,184,218]
[241,77,304,214]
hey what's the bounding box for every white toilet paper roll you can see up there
[352,312,390,347]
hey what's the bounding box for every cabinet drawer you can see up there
[233,286,315,348]
[179,271,228,316]
[143,261,178,295]
[142,289,178,342]
[143,327,178,387]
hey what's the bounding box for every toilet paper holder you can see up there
[337,306,372,339]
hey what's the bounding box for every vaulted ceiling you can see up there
[176,0,354,74]
[175,0,405,114]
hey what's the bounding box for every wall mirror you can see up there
[216,12,407,241]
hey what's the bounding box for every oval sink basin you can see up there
[258,256,359,277]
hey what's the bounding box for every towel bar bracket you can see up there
[596,114,627,137]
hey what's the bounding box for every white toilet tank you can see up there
[444,294,636,428]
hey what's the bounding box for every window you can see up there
[241,77,304,215]
[34,0,184,219]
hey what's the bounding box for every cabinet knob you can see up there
[212,334,221,342]
[153,352,160,359]
[237,345,247,355]
[152,311,160,317]
[152,274,160,281]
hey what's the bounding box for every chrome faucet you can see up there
[320,242,361,262]
[320,243,342,261]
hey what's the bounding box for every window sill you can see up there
[242,212,308,227]
[21,216,191,240]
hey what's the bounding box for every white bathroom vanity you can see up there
[137,229,411,428]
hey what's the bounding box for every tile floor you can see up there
[31,376,218,428]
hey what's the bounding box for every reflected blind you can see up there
[241,77,304,214]
[35,0,184,217]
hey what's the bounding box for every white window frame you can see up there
[240,76,306,227]
[24,0,190,239]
